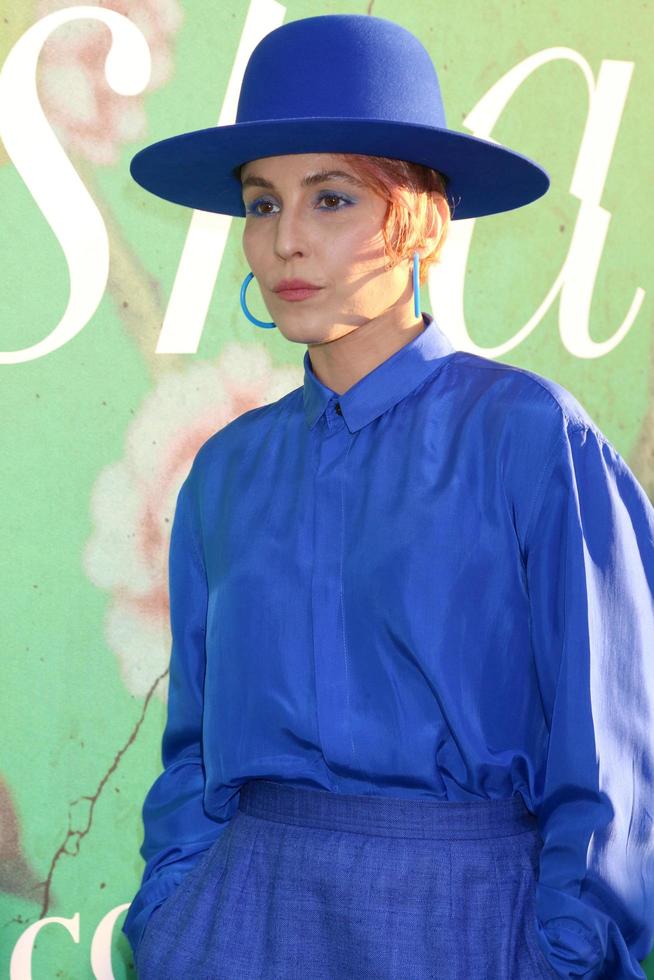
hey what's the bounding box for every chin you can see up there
[276,318,330,344]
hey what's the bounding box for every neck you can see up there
[306,308,425,396]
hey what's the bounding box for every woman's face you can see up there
[240,153,415,345]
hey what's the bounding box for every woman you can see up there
[122,14,654,979]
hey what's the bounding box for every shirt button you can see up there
[335,402,342,415]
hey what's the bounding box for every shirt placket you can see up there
[311,395,358,775]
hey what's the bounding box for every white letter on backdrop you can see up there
[0,6,151,364]
[155,0,286,354]
[431,48,643,359]
[90,903,131,980]
[10,913,80,979]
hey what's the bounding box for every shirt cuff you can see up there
[534,914,605,978]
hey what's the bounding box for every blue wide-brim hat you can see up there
[129,14,550,221]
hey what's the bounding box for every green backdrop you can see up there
[1,1,652,976]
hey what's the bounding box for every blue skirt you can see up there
[135,779,559,979]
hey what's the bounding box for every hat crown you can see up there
[129,13,550,220]
[236,14,447,129]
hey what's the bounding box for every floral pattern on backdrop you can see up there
[35,0,184,164]
[83,343,303,701]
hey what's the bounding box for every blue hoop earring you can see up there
[240,252,421,328]
[413,250,420,318]
[240,271,276,328]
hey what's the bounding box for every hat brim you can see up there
[129,118,549,221]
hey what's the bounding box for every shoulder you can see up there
[188,386,302,482]
[439,352,612,549]
[441,350,602,445]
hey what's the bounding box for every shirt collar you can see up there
[302,312,455,432]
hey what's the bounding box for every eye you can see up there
[318,193,350,210]
[245,191,353,216]
[246,198,277,216]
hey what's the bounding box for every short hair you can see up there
[338,152,452,287]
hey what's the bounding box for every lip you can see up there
[276,287,323,302]
[273,278,321,292]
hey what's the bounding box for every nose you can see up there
[273,201,311,261]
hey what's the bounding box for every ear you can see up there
[418,195,450,258]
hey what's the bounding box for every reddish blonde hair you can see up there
[338,153,452,286]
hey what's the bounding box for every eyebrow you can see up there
[241,169,366,192]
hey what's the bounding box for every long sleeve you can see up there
[523,418,654,978]
[121,467,237,957]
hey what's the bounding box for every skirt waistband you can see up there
[237,779,538,840]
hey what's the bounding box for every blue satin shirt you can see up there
[122,312,654,978]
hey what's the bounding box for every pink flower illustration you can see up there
[83,342,302,701]
[35,0,184,165]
